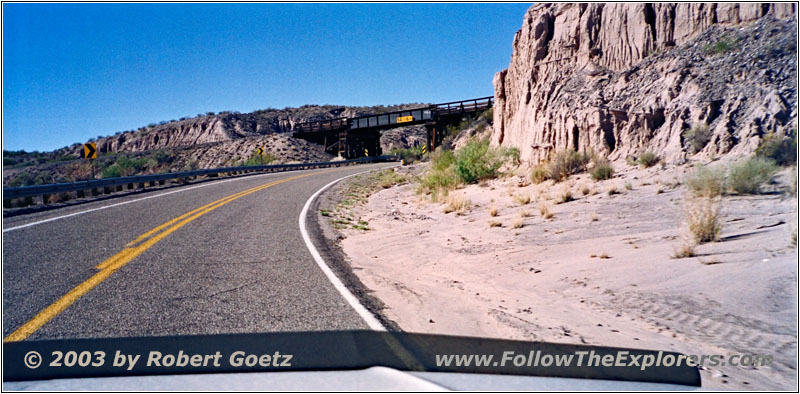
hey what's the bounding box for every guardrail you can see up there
[3,155,399,206]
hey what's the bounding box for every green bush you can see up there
[102,156,148,178]
[637,151,660,168]
[683,124,711,154]
[728,157,778,194]
[755,130,797,166]
[241,152,276,166]
[453,138,511,184]
[589,158,614,181]
[390,145,424,164]
[101,165,121,178]
[547,149,592,181]
[704,37,736,55]
[687,164,726,198]
[417,149,459,201]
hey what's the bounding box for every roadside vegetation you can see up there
[417,138,518,201]
[326,168,408,231]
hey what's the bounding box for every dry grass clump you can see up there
[443,194,472,215]
[488,220,503,228]
[555,186,574,204]
[513,194,531,205]
[580,184,591,196]
[531,164,549,184]
[684,195,722,243]
[538,203,554,219]
[511,218,525,229]
[489,206,499,217]
[607,186,620,195]
[520,209,532,218]
[590,212,599,222]
[624,182,633,191]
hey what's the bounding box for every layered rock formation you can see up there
[93,104,423,155]
[492,3,797,165]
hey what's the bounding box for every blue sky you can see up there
[3,3,531,152]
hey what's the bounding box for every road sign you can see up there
[256,147,264,156]
[82,143,97,159]
[397,116,413,123]
[421,144,427,154]
[364,149,369,156]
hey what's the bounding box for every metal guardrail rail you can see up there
[3,155,399,202]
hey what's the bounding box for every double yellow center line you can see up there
[4,172,317,342]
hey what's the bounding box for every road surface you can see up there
[3,163,392,341]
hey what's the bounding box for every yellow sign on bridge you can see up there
[397,116,413,123]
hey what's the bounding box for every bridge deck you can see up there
[293,96,493,135]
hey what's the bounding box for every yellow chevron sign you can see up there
[397,116,413,123]
[256,147,264,156]
[82,143,97,159]
[421,144,427,154]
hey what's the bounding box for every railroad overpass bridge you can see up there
[292,96,493,158]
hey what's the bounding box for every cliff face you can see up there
[493,3,797,165]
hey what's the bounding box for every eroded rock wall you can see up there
[493,3,797,165]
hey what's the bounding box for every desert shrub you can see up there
[703,36,736,55]
[242,152,276,166]
[547,149,592,181]
[555,186,574,204]
[511,218,524,229]
[101,156,148,178]
[755,130,797,166]
[378,169,408,188]
[683,124,712,154]
[530,164,549,184]
[513,194,531,205]
[687,164,726,198]
[443,194,472,214]
[589,158,614,181]
[727,157,778,194]
[101,165,121,179]
[637,151,659,168]
[685,196,722,243]
[391,145,424,163]
[538,203,553,219]
[453,138,513,183]
[418,149,459,201]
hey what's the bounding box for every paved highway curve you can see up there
[3,163,393,341]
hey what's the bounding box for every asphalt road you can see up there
[3,163,392,341]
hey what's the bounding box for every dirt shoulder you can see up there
[322,161,797,390]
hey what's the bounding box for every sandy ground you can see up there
[333,162,798,390]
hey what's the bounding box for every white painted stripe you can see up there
[299,168,390,331]
[3,170,300,233]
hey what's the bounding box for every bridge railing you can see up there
[293,117,350,134]
[433,96,493,116]
[3,155,399,206]
[292,96,495,135]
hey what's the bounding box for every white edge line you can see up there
[3,170,302,233]
[299,167,394,331]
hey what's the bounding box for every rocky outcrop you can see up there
[92,104,423,155]
[493,3,797,165]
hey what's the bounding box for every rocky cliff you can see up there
[92,104,422,155]
[492,3,797,165]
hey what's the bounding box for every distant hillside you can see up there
[3,103,428,187]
